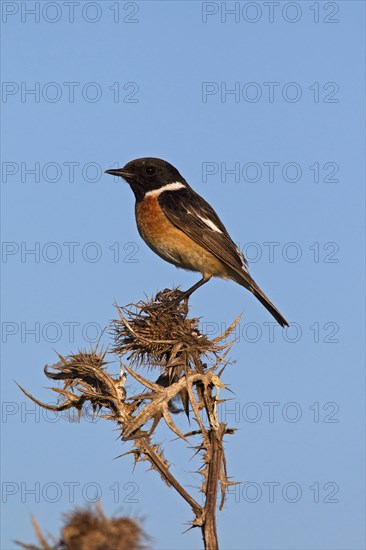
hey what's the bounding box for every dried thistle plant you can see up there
[16,503,147,550]
[18,288,240,550]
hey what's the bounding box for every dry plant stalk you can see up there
[19,288,240,550]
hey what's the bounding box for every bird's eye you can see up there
[146,166,155,176]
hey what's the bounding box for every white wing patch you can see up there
[235,244,249,272]
[196,215,223,234]
[189,207,247,270]
[145,181,185,197]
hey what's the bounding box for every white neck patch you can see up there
[145,181,185,198]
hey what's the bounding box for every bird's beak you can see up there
[105,168,130,178]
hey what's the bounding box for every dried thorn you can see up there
[122,363,160,390]
[212,314,242,343]
[162,406,189,442]
[182,430,203,437]
[16,383,75,412]
[15,515,53,550]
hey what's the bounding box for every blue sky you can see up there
[1,1,365,549]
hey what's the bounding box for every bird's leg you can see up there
[149,276,212,312]
[180,275,212,301]
[179,274,212,301]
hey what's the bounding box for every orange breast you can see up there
[135,195,227,277]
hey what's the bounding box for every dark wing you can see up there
[159,186,248,275]
[160,186,289,327]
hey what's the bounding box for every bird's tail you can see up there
[234,272,289,327]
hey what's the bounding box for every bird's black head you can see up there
[105,157,186,201]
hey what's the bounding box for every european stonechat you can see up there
[105,157,288,327]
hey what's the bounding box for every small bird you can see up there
[105,157,288,327]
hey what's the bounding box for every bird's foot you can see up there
[141,288,189,314]
[160,289,189,314]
